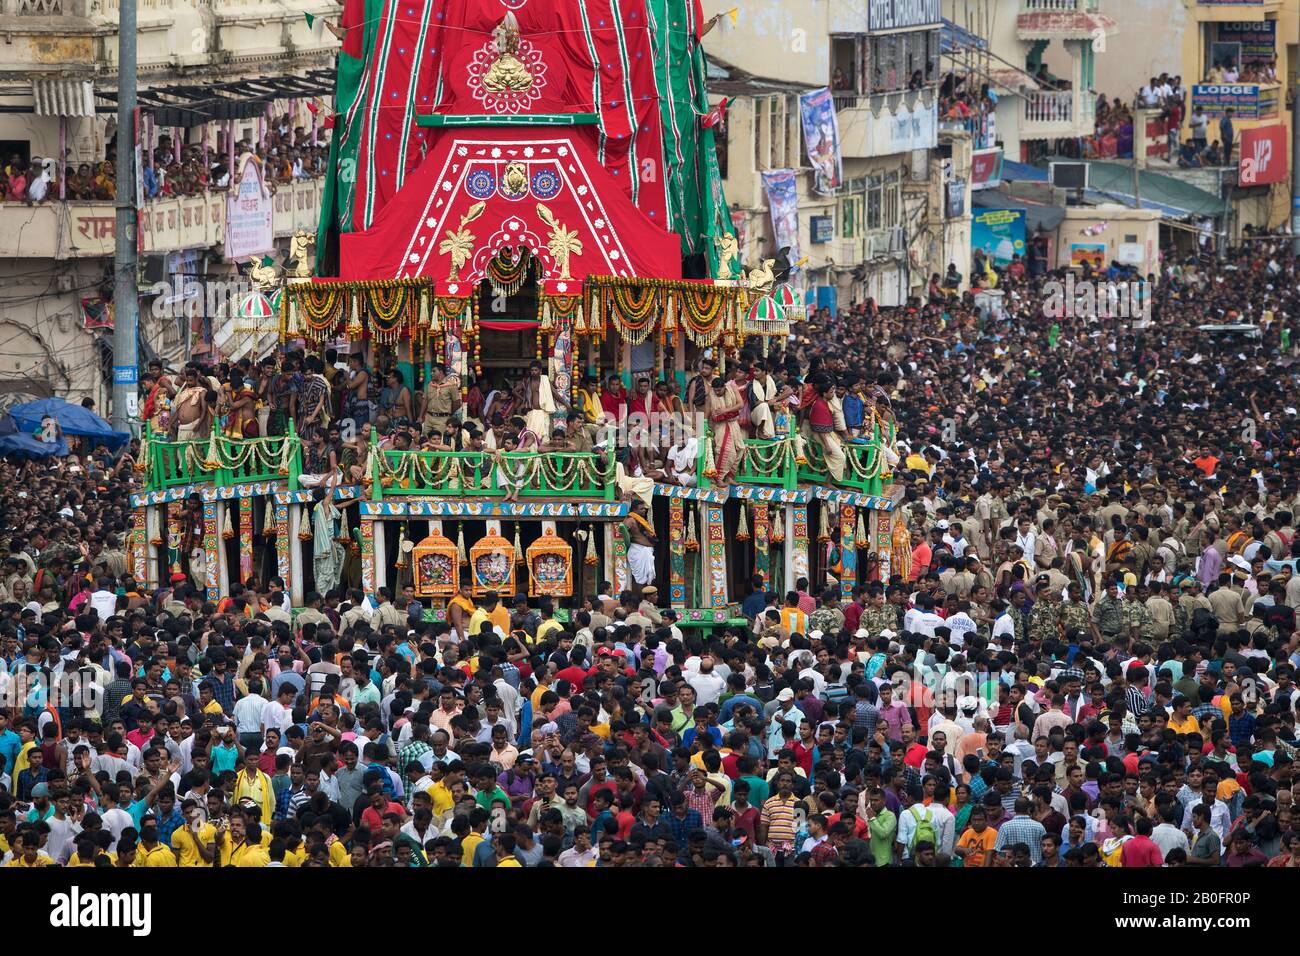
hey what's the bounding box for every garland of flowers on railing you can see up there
[374,449,611,494]
[285,282,350,344]
[204,433,295,476]
[844,440,885,481]
[740,438,795,477]
[376,451,463,491]
[358,279,423,344]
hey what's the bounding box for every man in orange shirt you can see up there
[955,806,997,867]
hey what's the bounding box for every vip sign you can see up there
[1239,124,1287,186]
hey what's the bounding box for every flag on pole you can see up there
[718,6,739,31]
[305,12,327,40]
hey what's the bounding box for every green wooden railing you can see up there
[735,437,799,491]
[370,434,617,500]
[139,418,890,499]
[142,423,300,492]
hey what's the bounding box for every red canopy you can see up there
[339,126,682,283]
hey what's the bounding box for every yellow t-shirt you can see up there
[172,825,214,867]
[218,830,272,867]
[496,857,521,867]
[284,845,306,867]
[5,855,51,867]
[537,619,563,643]
[13,741,34,780]
[233,845,270,867]
[328,840,350,867]
[461,830,485,867]
[67,851,115,867]
[427,780,456,818]
[134,844,178,867]
[1168,714,1201,736]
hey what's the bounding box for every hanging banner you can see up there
[971,208,1026,266]
[970,148,1003,190]
[1239,123,1287,185]
[761,169,802,272]
[799,88,843,196]
[225,152,274,261]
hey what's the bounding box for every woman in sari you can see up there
[703,376,744,486]
[951,783,973,834]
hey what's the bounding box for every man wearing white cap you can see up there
[765,688,803,759]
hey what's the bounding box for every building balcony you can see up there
[1018,88,1096,140]
[0,178,324,260]
[836,88,938,159]
[1017,0,1117,40]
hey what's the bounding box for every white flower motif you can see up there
[557,146,569,157]
[491,147,502,158]
[523,147,534,157]
[408,254,419,264]
[448,283,459,294]
[441,181,452,191]
[457,146,468,157]
[576,185,588,196]
[610,250,621,260]
[425,217,436,227]
[509,220,520,230]
[594,218,606,228]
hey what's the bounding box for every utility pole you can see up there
[1292,17,1300,255]
[111,0,139,434]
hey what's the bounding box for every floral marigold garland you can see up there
[359,279,423,344]
[487,246,532,298]
[604,285,659,344]
[286,282,349,344]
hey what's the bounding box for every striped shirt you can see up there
[760,794,800,845]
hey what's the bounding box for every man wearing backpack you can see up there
[895,781,955,865]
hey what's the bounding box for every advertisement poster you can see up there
[971,148,1004,190]
[1239,124,1287,185]
[761,169,802,271]
[799,88,844,195]
[971,208,1026,266]
[1070,243,1107,270]
[225,153,275,261]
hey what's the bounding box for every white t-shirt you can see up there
[90,589,119,621]
[944,612,977,647]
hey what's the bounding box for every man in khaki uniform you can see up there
[1145,581,1174,640]
[1206,576,1245,634]
[418,364,462,437]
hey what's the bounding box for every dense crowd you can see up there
[0,113,330,204]
[3,230,1300,868]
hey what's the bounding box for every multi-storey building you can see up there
[705,0,963,305]
[0,0,337,410]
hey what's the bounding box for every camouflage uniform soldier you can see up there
[1091,582,1125,641]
